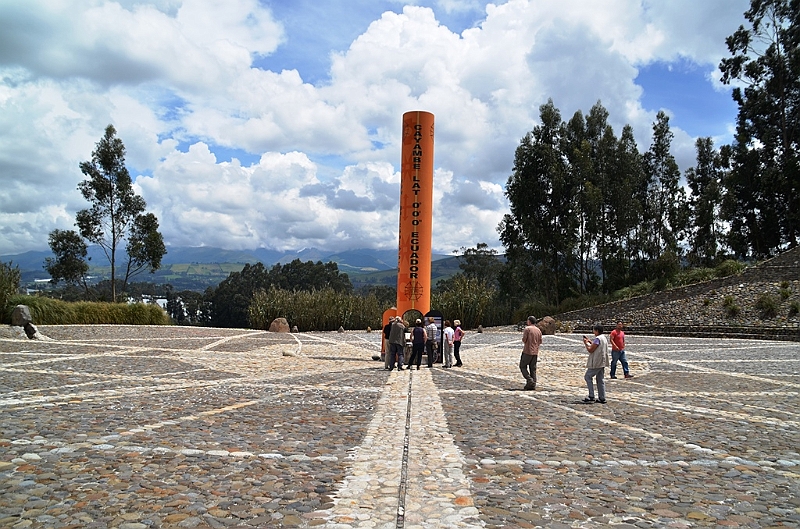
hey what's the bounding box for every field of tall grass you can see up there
[249,286,385,331]
[2,295,171,325]
[248,278,514,331]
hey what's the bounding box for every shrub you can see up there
[678,267,716,286]
[755,293,779,319]
[516,301,557,324]
[433,276,512,328]
[614,281,655,300]
[723,295,740,318]
[789,301,800,318]
[715,259,745,278]
[556,295,611,314]
[0,261,21,321]
[779,287,791,300]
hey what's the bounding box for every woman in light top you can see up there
[581,324,610,403]
[442,320,455,368]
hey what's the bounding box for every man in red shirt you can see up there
[609,322,633,379]
[520,316,542,390]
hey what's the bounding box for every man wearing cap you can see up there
[520,316,542,390]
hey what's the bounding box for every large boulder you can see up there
[268,317,291,333]
[11,305,32,327]
[9,307,50,340]
[537,316,557,335]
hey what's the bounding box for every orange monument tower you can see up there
[396,110,434,318]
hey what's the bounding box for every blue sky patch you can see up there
[636,59,738,140]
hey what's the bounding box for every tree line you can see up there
[14,0,797,329]
[499,0,799,306]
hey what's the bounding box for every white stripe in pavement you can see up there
[404,369,483,528]
[319,372,407,528]
[316,369,483,528]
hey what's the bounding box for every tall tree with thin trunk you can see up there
[498,99,579,305]
[686,137,725,267]
[607,125,647,289]
[719,0,800,256]
[71,125,166,302]
[642,111,689,262]
[585,102,618,293]
[562,109,594,295]
[44,229,90,296]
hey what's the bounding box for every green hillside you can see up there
[23,256,463,293]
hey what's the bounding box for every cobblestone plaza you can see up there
[1,326,798,528]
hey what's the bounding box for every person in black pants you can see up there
[453,319,464,367]
[424,317,438,367]
[382,319,392,369]
[407,319,427,370]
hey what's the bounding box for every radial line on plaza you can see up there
[396,371,413,528]
[316,367,483,528]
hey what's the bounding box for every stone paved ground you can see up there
[0,325,798,528]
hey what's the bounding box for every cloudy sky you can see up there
[0,0,748,257]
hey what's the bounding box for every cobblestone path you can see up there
[1,325,798,528]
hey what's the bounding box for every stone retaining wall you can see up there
[567,323,800,342]
[557,247,800,342]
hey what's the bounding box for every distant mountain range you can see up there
[2,246,458,290]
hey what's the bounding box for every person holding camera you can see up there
[582,324,610,403]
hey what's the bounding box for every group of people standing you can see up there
[382,314,634,404]
[521,318,634,403]
[382,316,465,370]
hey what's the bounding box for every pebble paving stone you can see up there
[0,325,798,528]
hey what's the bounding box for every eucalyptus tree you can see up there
[456,242,503,287]
[211,259,353,328]
[268,259,352,294]
[562,101,626,294]
[685,137,725,267]
[584,102,620,292]
[51,125,166,302]
[642,111,689,262]
[719,0,800,256]
[607,125,648,289]
[562,108,594,294]
[498,99,579,305]
[212,262,270,328]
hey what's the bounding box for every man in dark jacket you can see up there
[388,317,407,370]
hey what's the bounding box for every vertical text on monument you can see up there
[397,111,434,316]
